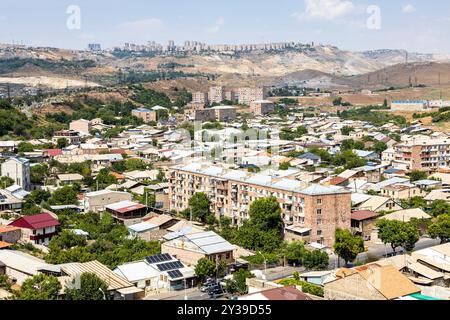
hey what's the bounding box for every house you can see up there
[105,200,148,221]
[413,179,442,190]
[113,253,196,295]
[57,173,84,186]
[351,210,378,239]
[0,250,51,285]
[297,152,321,166]
[353,150,378,160]
[383,208,431,223]
[239,286,313,301]
[59,260,144,300]
[1,157,31,191]
[161,231,235,267]
[324,263,421,300]
[0,188,24,212]
[128,214,178,241]
[123,170,159,182]
[9,213,60,245]
[84,190,133,213]
[299,271,335,286]
[380,183,427,200]
[354,195,402,213]
[69,119,92,136]
[0,226,21,247]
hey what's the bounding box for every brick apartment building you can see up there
[209,86,225,104]
[192,92,209,105]
[168,163,351,247]
[237,87,268,105]
[250,100,275,116]
[394,136,450,172]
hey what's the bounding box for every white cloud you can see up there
[116,18,164,34]
[295,0,355,21]
[402,4,416,14]
[206,16,225,34]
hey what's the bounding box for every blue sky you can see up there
[1,0,450,53]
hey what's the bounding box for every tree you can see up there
[124,158,148,171]
[235,197,284,252]
[341,126,355,136]
[430,200,450,217]
[0,176,14,188]
[373,141,388,154]
[225,269,255,295]
[56,138,69,149]
[14,274,61,300]
[401,196,426,209]
[49,185,79,205]
[65,273,108,300]
[333,229,365,265]
[195,258,216,282]
[303,250,329,270]
[376,219,420,254]
[279,162,291,170]
[409,170,428,182]
[279,241,306,265]
[188,193,214,223]
[428,214,450,244]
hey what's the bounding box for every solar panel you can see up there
[146,253,172,264]
[167,270,183,279]
[156,261,184,271]
[0,194,7,200]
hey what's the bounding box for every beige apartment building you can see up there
[169,163,351,247]
[132,108,157,123]
[192,92,208,105]
[211,106,237,122]
[250,100,275,116]
[69,119,92,136]
[394,137,450,172]
[237,87,268,105]
[209,86,225,104]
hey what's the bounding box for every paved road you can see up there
[328,237,441,269]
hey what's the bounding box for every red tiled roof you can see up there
[116,204,146,214]
[329,177,348,186]
[260,286,313,300]
[351,210,378,221]
[0,241,13,249]
[46,149,63,157]
[0,226,21,234]
[9,213,60,230]
[110,149,126,155]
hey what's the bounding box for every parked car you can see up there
[201,282,217,293]
[209,286,225,298]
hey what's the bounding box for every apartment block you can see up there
[250,100,275,116]
[192,92,209,105]
[132,108,158,123]
[237,87,268,105]
[211,106,237,122]
[168,163,351,247]
[69,119,92,136]
[209,86,225,104]
[394,137,450,172]
[391,100,429,112]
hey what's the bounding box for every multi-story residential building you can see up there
[191,108,216,122]
[394,136,450,172]
[224,91,237,102]
[211,106,237,122]
[9,213,60,245]
[168,163,351,247]
[237,87,268,105]
[1,157,31,191]
[52,130,82,146]
[132,108,158,123]
[250,100,275,116]
[69,119,92,136]
[209,86,225,104]
[192,92,209,105]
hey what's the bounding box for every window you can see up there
[317,219,322,225]
[317,199,322,205]
[317,230,323,236]
[317,209,322,215]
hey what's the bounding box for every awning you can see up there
[117,286,144,295]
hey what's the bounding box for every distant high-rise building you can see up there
[209,86,225,104]
[88,43,102,52]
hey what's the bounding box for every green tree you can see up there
[303,250,329,270]
[333,228,365,265]
[56,138,69,149]
[409,170,428,182]
[188,193,214,223]
[195,258,216,282]
[279,162,291,170]
[341,126,354,136]
[235,197,284,252]
[65,272,108,300]
[124,158,148,171]
[225,268,255,295]
[49,185,79,205]
[373,141,388,154]
[376,219,420,254]
[18,142,35,153]
[430,200,450,217]
[279,241,306,265]
[428,214,450,244]
[0,176,14,188]
[14,274,61,300]
[401,197,426,209]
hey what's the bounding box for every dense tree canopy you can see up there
[14,274,61,300]
[65,273,108,300]
[376,219,420,254]
[333,229,365,265]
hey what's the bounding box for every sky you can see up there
[1,0,450,53]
